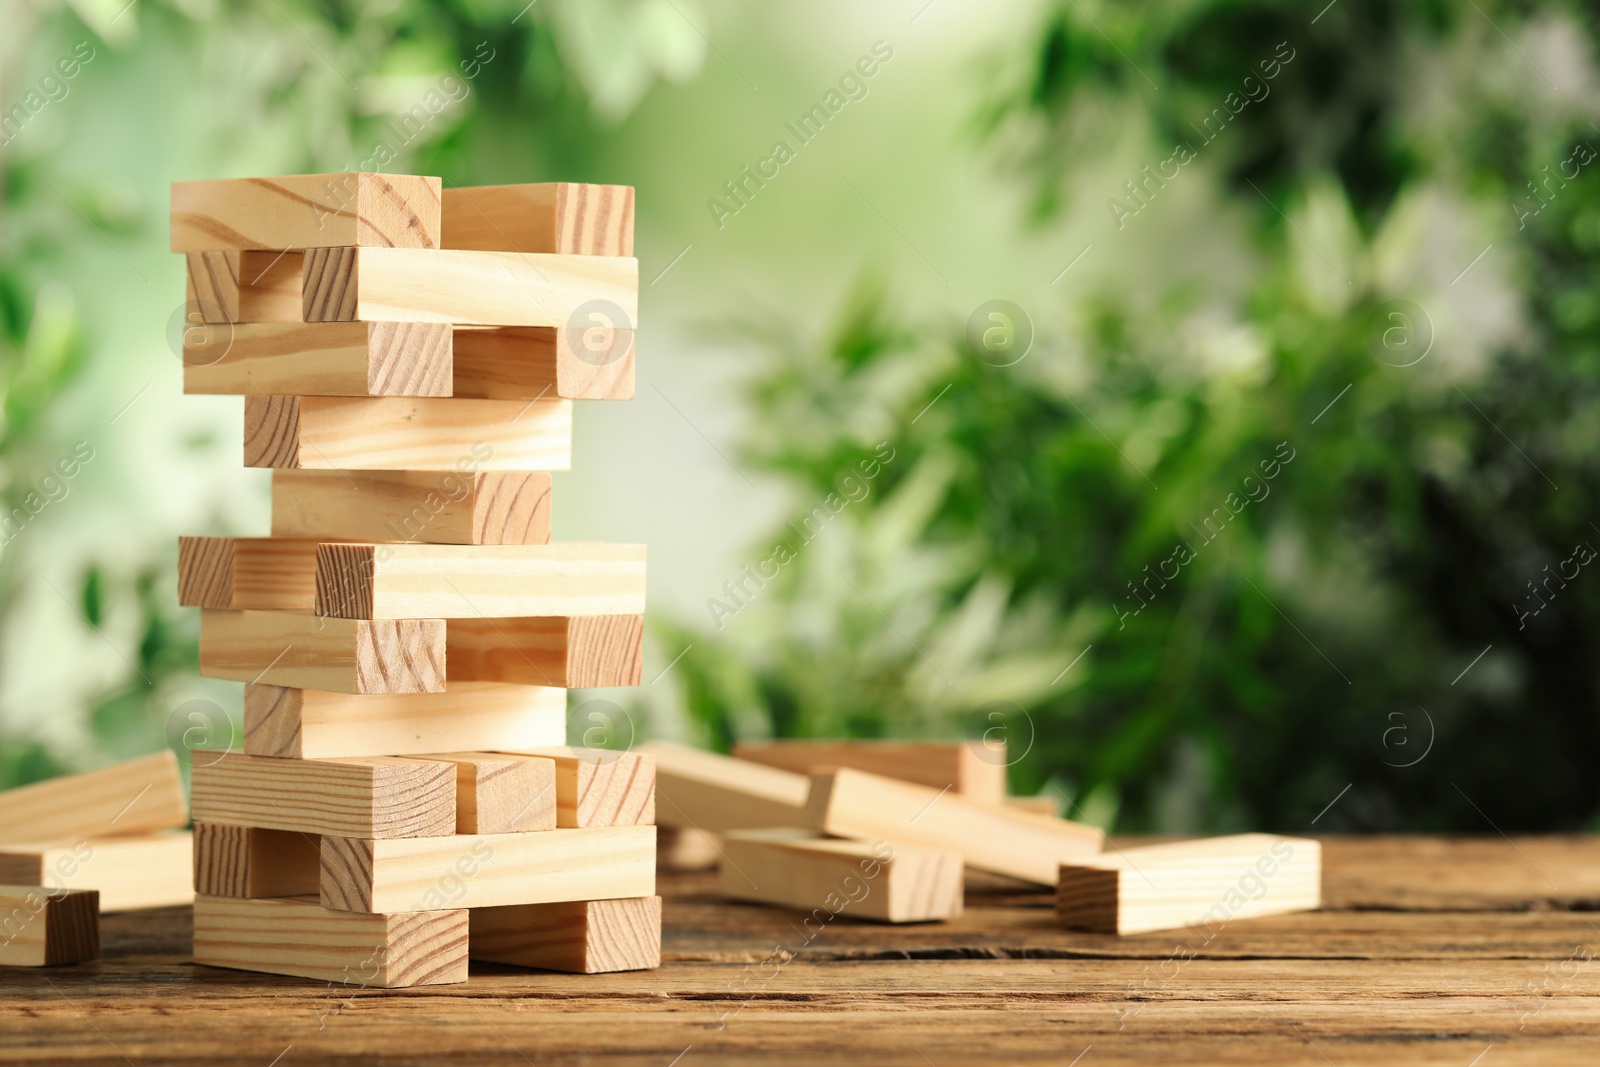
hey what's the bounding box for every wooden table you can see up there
[4,836,1600,1064]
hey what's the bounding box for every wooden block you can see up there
[171,173,441,252]
[302,246,638,329]
[657,826,720,872]
[470,896,660,973]
[186,249,305,324]
[720,830,962,924]
[0,751,187,847]
[442,183,634,256]
[190,752,455,839]
[320,825,656,913]
[804,768,1102,886]
[184,321,452,397]
[192,894,467,988]
[199,609,445,694]
[641,741,811,832]
[1057,834,1322,935]
[0,833,193,912]
[500,748,653,828]
[1004,794,1061,816]
[452,325,634,401]
[733,740,1007,805]
[0,887,98,966]
[244,394,571,471]
[447,615,642,688]
[243,682,565,759]
[178,537,320,612]
[192,823,320,898]
[314,542,646,620]
[271,470,553,546]
[409,753,556,834]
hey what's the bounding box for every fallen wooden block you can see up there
[320,825,656,913]
[0,887,98,966]
[656,826,720,872]
[186,249,303,324]
[0,751,187,846]
[805,768,1102,886]
[190,752,455,839]
[192,894,467,988]
[178,536,320,612]
[452,325,634,400]
[720,830,962,924]
[244,394,571,471]
[447,615,643,688]
[199,610,445,694]
[442,182,633,256]
[271,469,553,545]
[1056,834,1321,935]
[642,741,810,832]
[410,753,556,834]
[470,895,660,973]
[733,740,1007,806]
[500,748,654,828]
[0,833,193,911]
[171,173,441,252]
[183,321,452,397]
[193,823,320,898]
[243,682,566,759]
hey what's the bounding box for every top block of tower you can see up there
[172,174,442,252]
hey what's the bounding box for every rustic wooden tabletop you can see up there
[4,836,1600,1065]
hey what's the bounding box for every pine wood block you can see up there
[192,823,321,898]
[0,887,98,966]
[0,751,187,847]
[186,250,304,324]
[470,895,660,974]
[243,682,565,759]
[171,173,441,252]
[804,767,1102,886]
[641,741,811,832]
[500,748,653,828]
[271,470,553,546]
[0,833,193,912]
[409,753,557,834]
[442,183,634,255]
[183,321,452,397]
[1057,834,1322,935]
[719,829,962,924]
[733,740,1007,805]
[320,825,656,914]
[447,615,642,688]
[452,325,635,400]
[1003,794,1061,816]
[199,609,445,694]
[178,537,320,612]
[190,752,455,839]
[656,826,720,872]
[192,894,467,988]
[314,542,646,620]
[244,394,571,471]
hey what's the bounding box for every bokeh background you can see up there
[3,0,1596,833]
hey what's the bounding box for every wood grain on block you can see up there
[171,173,441,252]
[448,615,643,688]
[804,768,1102,886]
[183,321,452,397]
[452,325,635,401]
[192,823,320,898]
[320,825,656,914]
[733,740,1007,805]
[185,250,304,324]
[178,537,321,612]
[641,741,810,832]
[0,833,192,912]
[470,895,660,974]
[0,887,98,966]
[408,753,556,834]
[243,683,565,759]
[177,536,234,610]
[1057,834,1322,935]
[314,542,646,620]
[442,183,634,255]
[192,895,467,988]
[271,470,553,546]
[244,394,572,472]
[190,752,455,839]
[0,751,186,847]
[501,749,653,828]
[199,609,445,694]
[720,829,962,924]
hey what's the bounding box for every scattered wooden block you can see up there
[0,751,187,847]
[271,469,553,546]
[656,826,720,872]
[192,823,320,898]
[243,682,566,759]
[500,748,654,828]
[314,542,646,620]
[733,740,1007,806]
[178,536,320,612]
[409,753,556,834]
[0,833,193,912]
[320,825,656,913]
[804,768,1102,886]
[186,249,304,324]
[447,615,643,688]
[191,752,455,839]
[183,321,452,397]
[720,830,963,924]
[452,326,634,401]
[171,173,441,252]
[0,887,98,966]
[1057,834,1322,935]
[199,609,445,694]
[642,741,811,832]
[442,183,634,256]
[470,895,660,973]
[192,894,467,988]
[244,394,571,471]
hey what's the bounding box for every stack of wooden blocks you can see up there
[172,173,659,988]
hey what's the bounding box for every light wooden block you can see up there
[641,741,811,832]
[452,326,634,400]
[244,394,571,471]
[171,173,441,252]
[190,752,455,839]
[192,823,320,898]
[442,183,634,255]
[501,748,653,828]
[410,753,556,834]
[720,829,962,924]
[183,321,452,397]
[178,536,320,612]
[447,615,643,688]
[470,896,660,974]
[199,609,445,694]
[0,751,187,846]
[805,767,1102,886]
[192,894,467,988]
[320,825,656,913]
[657,826,720,872]
[0,887,98,966]
[1004,794,1060,816]
[0,833,192,912]
[186,249,304,324]
[1057,834,1322,935]
[271,470,553,546]
[733,740,1007,805]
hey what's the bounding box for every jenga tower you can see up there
[171,174,659,987]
